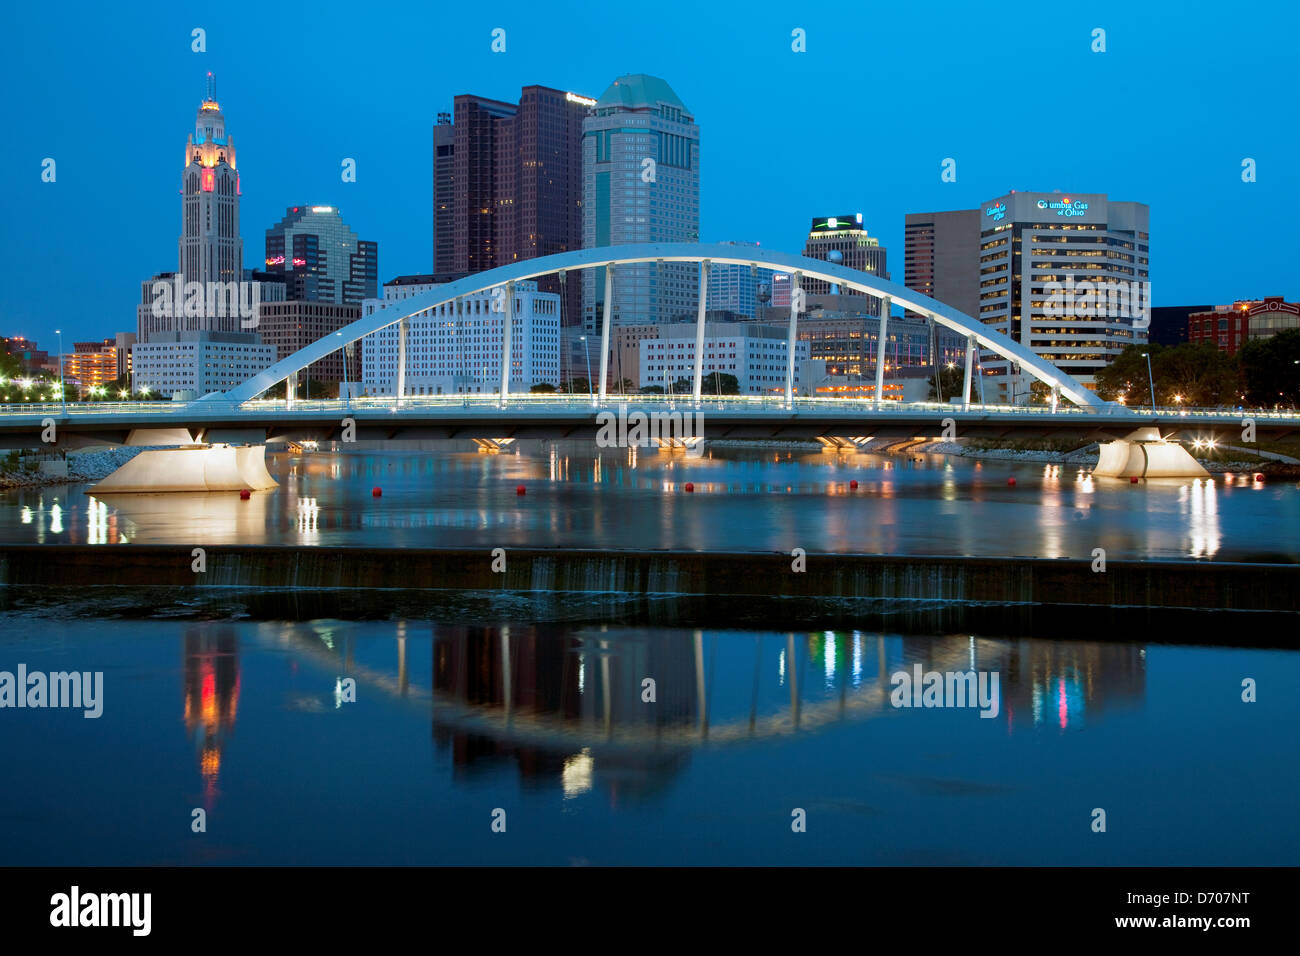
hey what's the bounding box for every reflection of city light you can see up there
[49,502,63,535]
[778,648,786,685]
[561,749,593,798]
[824,632,836,684]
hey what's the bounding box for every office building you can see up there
[801,214,887,314]
[360,277,560,396]
[131,331,274,398]
[706,242,778,320]
[904,208,981,319]
[63,340,121,396]
[434,88,588,323]
[582,74,700,332]
[256,301,362,386]
[0,337,51,376]
[264,205,378,305]
[639,323,810,395]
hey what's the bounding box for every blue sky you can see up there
[2,0,1296,345]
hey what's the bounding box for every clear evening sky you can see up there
[1,0,1295,345]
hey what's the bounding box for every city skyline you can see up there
[2,1,1296,349]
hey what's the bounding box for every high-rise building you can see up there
[256,301,362,387]
[801,215,887,314]
[180,72,242,297]
[904,209,981,319]
[432,112,455,276]
[706,242,777,321]
[974,191,1150,400]
[906,193,1150,401]
[582,74,700,332]
[131,330,274,398]
[434,88,588,323]
[264,205,378,305]
[63,340,121,396]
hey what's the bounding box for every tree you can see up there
[640,385,665,395]
[1240,329,1300,407]
[561,377,591,395]
[529,382,558,393]
[929,364,965,402]
[1097,343,1242,407]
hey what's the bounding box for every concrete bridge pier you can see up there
[88,443,279,493]
[1092,427,1210,479]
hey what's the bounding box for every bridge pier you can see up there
[1093,428,1210,478]
[88,444,279,494]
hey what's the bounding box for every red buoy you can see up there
[239,489,251,500]
[372,487,382,497]
[1254,473,1265,482]
[1006,477,1016,487]
[684,482,695,493]
[849,479,859,490]
[1130,477,1139,484]
[516,484,526,495]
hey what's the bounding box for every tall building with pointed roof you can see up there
[581,74,700,332]
[180,72,242,296]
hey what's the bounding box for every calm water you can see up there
[0,608,1296,866]
[3,443,1299,561]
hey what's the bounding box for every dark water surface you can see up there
[0,604,1296,866]
[2,443,1298,561]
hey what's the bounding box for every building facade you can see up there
[360,277,560,396]
[639,323,810,395]
[131,331,274,398]
[705,241,778,321]
[180,72,242,301]
[1189,297,1300,353]
[256,301,362,387]
[435,88,588,324]
[582,75,700,332]
[801,214,887,314]
[264,206,377,305]
[904,208,981,319]
[63,340,121,396]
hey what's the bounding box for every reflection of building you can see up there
[431,625,697,800]
[183,629,241,807]
[900,635,1145,731]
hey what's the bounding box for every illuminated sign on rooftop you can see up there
[811,214,864,232]
[566,92,597,106]
[310,206,334,213]
[1037,197,1090,217]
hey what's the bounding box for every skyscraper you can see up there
[801,214,887,314]
[903,209,981,319]
[433,87,588,323]
[180,72,242,296]
[582,74,700,332]
[264,205,377,304]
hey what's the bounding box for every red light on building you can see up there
[201,168,215,192]
[292,257,306,267]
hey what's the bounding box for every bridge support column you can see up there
[962,335,976,411]
[498,281,514,403]
[396,316,407,406]
[287,371,298,409]
[693,260,710,406]
[598,268,613,404]
[874,297,890,406]
[785,271,802,406]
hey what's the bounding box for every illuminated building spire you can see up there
[206,70,216,102]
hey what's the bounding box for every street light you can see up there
[55,328,66,413]
[1139,352,1156,413]
[579,335,594,405]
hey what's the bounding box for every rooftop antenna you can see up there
[206,72,216,101]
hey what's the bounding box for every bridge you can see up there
[1,394,1296,449]
[219,242,1106,410]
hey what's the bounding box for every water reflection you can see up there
[182,629,240,808]
[0,443,1291,560]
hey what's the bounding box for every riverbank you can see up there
[0,446,146,490]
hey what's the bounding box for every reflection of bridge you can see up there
[2,395,1297,449]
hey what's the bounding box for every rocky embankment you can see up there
[0,447,147,490]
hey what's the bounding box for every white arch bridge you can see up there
[217,242,1105,411]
